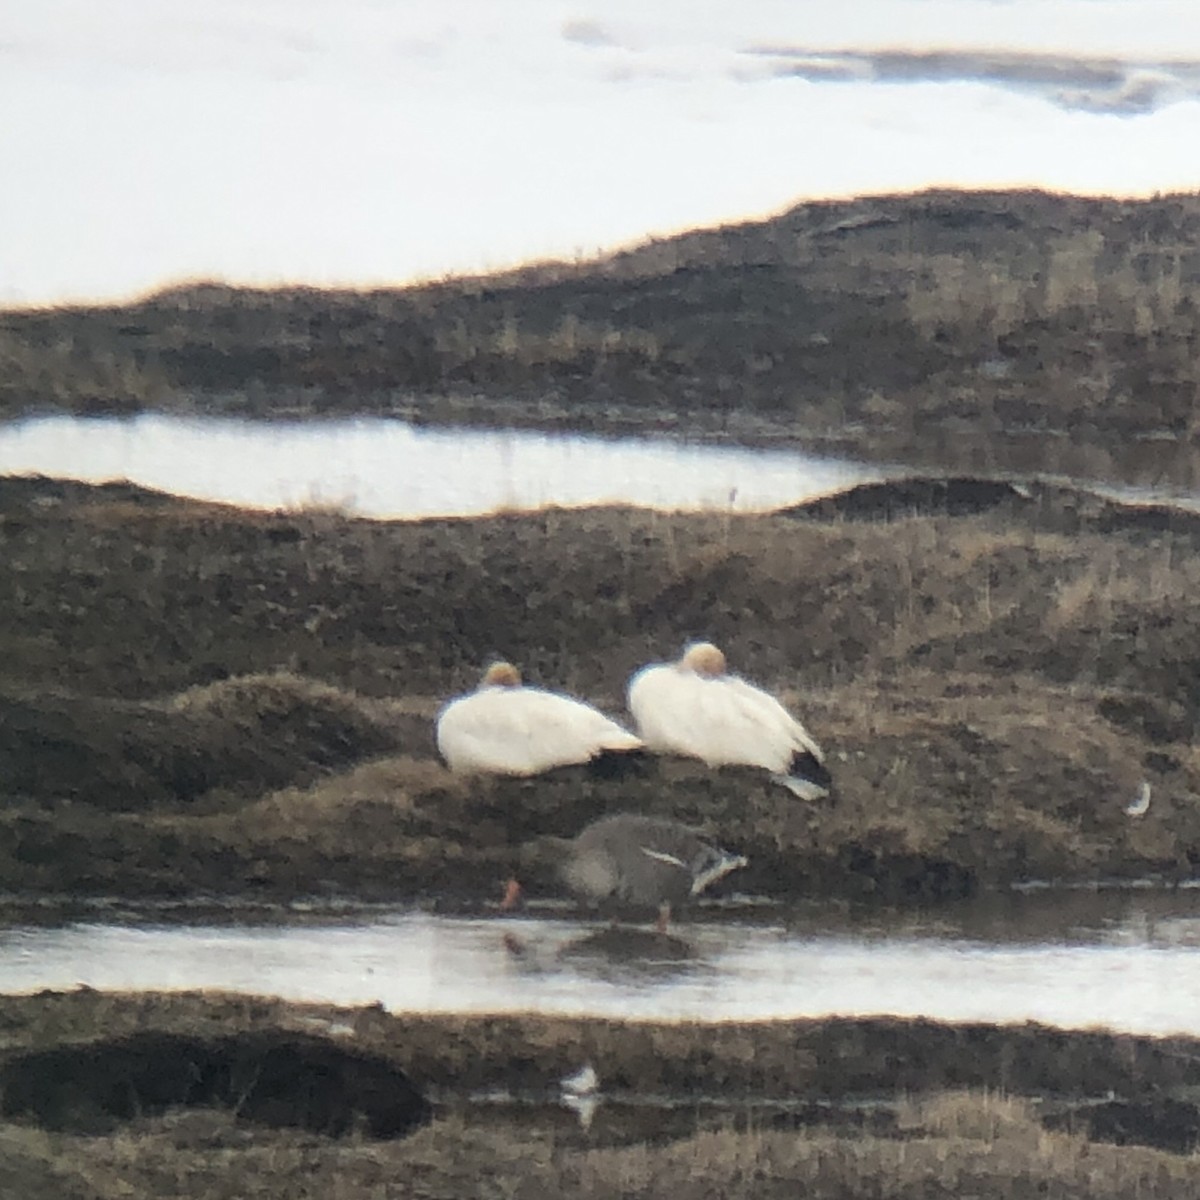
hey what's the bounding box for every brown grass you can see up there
[564,1120,1200,1199]
[4,477,1200,900]
[6,991,1200,1199]
[896,1088,1042,1141]
[8,1112,1197,1200]
[6,189,1200,487]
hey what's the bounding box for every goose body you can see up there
[437,661,643,776]
[559,813,747,919]
[627,642,832,800]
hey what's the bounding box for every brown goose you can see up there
[502,813,747,931]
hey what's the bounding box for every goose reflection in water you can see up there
[500,919,710,986]
[560,1064,601,1131]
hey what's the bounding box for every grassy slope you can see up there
[13,1089,1200,1200]
[2,476,1199,901]
[5,993,1200,1199]
[3,189,1200,479]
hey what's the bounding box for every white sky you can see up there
[4,0,1200,306]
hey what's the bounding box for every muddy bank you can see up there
[0,674,408,811]
[4,991,1200,1198]
[5,189,1200,490]
[781,474,1200,538]
[0,703,1179,904]
[5,470,1200,708]
[3,473,1200,902]
[2,988,1198,1123]
[0,1028,430,1139]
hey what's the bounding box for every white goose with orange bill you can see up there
[627,641,832,800]
[436,661,643,776]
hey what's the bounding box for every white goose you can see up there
[436,661,644,776]
[627,641,832,800]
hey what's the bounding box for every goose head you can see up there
[679,641,727,677]
[480,660,523,689]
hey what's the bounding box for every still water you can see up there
[7,413,1200,520]
[0,414,882,517]
[4,889,1200,1035]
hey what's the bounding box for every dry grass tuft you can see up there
[565,1120,1198,1199]
[896,1088,1042,1142]
[240,755,444,824]
[168,670,367,722]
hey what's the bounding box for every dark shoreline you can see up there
[5,991,1200,1198]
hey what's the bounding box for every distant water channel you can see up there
[5,888,1200,1035]
[0,414,884,518]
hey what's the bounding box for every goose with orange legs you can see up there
[501,812,747,933]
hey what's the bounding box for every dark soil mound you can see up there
[0,673,403,808]
[0,1029,431,1139]
[781,476,1031,522]
[783,474,1200,542]
[1046,1098,1200,1155]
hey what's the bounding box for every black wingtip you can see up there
[789,750,833,791]
[587,747,653,780]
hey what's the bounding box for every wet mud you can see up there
[4,989,1200,1197]
[0,1028,431,1139]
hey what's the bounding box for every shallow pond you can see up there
[4,887,1200,1036]
[0,414,883,517]
[4,413,1200,520]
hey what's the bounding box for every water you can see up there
[3,1,1199,306]
[5,889,1200,1035]
[0,413,883,517]
[7,412,1200,519]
